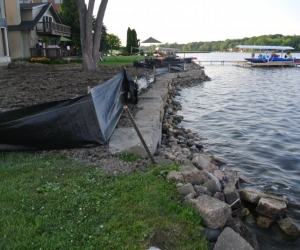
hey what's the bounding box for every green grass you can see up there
[116,153,142,162]
[98,55,145,66]
[0,152,208,250]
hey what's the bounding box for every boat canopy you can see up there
[156,47,180,51]
[237,45,294,50]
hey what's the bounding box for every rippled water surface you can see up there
[176,52,300,249]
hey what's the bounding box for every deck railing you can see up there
[30,48,62,58]
[36,22,71,37]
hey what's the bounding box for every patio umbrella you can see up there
[60,36,72,42]
[141,37,162,53]
[141,37,162,44]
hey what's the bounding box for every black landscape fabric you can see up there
[0,70,136,152]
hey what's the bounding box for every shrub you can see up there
[75,58,83,63]
[12,57,31,62]
[49,58,67,65]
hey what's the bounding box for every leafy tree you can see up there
[106,34,121,54]
[77,0,108,71]
[156,34,300,52]
[61,1,108,57]
[60,0,81,50]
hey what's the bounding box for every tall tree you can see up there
[77,0,108,71]
[131,29,140,53]
[100,25,108,53]
[126,27,139,54]
[126,27,132,54]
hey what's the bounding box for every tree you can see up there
[131,29,139,54]
[106,34,121,54]
[61,0,81,50]
[61,1,108,56]
[126,27,132,54]
[77,0,108,71]
[100,24,108,53]
[126,27,139,54]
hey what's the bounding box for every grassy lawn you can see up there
[98,55,145,66]
[0,152,209,250]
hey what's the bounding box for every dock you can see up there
[231,61,300,67]
[195,60,300,67]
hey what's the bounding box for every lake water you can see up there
[176,52,300,249]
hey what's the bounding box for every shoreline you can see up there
[156,66,300,250]
[1,61,299,249]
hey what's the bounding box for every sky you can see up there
[89,0,300,46]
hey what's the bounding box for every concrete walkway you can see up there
[109,69,206,157]
[109,72,173,157]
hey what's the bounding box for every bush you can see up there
[49,58,67,65]
[75,58,83,63]
[12,57,31,62]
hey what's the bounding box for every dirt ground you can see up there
[0,61,149,110]
[0,61,168,174]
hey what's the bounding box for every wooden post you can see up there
[123,105,156,165]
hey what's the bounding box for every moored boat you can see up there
[236,45,300,67]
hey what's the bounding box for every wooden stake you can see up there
[123,105,156,165]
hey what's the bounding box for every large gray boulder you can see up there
[190,195,231,229]
[202,179,222,196]
[213,227,254,250]
[256,197,286,218]
[179,165,209,185]
[226,218,259,250]
[191,153,213,170]
[166,170,184,182]
[176,183,196,197]
[224,186,242,210]
[239,188,287,205]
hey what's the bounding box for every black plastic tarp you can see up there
[0,69,136,152]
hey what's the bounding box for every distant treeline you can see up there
[140,34,300,52]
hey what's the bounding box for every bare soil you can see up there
[0,62,170,173]
[0,61,149,110]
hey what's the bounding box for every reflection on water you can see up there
[176,53,300,249]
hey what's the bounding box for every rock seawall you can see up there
[96,61,300,250]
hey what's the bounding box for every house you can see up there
[0,0,10,63]
[5,0,70,59]
[19,0,63,12]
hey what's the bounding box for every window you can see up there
[1,28,8,56]
[54,0,62,3]
[43,16,53,32]
[0,0,4,18]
